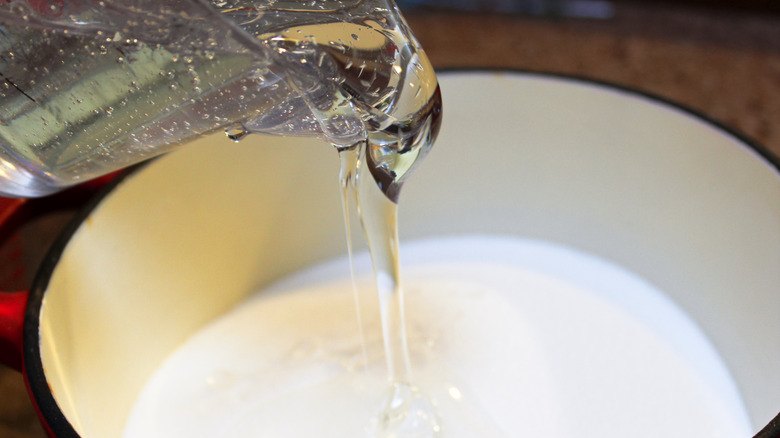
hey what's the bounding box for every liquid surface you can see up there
[123,236,752,438]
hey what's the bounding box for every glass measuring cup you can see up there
[0,0,437,197]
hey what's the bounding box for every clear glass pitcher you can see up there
[0,0,439,197]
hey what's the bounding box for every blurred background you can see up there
[1,1,779,436]
[399,0,779,158]
[398,0,779,16]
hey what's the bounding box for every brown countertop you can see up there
[1,3,779,437]
[405,3,780,157]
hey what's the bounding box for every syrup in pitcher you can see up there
[0,0,438,197]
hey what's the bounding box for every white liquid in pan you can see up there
[123,236,752,438]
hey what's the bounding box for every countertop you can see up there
[405,3,780,158]
[1,3,779,437]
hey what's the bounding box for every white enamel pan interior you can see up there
[29,71,780,437]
